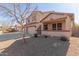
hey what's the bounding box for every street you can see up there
[0,32,22,41]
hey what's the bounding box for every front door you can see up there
[37,25,41,35]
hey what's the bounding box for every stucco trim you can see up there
[27,22,40,25]
[42,30,70,32]
[42,18,66,24]
[27,25,36,28]
[40,13,53,22]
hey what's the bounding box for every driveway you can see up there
[67,37,79,56]
[0,36,79,56]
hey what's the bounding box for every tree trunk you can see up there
[21,26,26,43]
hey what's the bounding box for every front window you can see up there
[52,23,62,31]
[52,24,56,30]
[43,24,48,30]
[57,23,62,30]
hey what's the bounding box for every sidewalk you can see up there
[0,39,16,54]
[0,36,30,55]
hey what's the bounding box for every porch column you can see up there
[48,24,52,31]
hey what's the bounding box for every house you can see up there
[15,24,22,31]
[26,11,74,38]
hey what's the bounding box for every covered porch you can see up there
[41,17,71,38]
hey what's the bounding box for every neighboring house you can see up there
[26,11,74,38]
[15,24,22,31]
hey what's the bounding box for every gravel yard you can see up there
[0,36,79,56]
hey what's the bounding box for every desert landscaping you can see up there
[0,36,79,56]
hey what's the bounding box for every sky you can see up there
[37,3,79,24]
[0,3,79,26]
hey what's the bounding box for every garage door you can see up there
[28,27,36,35]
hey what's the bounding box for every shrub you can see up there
[44,35,48,38]
[34,33,38,37]
[6,28,16,32]
[60,36,69,41]
[2,28,16,33]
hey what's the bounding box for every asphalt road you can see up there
[0,32,23,41]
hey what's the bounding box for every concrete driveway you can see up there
[67,37,79,56]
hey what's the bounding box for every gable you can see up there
[27,11,49,23]
[27,11,74,24]
[41,13,67,22]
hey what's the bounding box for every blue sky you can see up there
[37,3,79,24]
[0,3,79,26]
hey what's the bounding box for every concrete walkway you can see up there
[67,37,79,56]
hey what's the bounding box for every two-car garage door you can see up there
[28,26,36,35]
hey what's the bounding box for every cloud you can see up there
[64,3,79,8]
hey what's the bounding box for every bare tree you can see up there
[0,3,37,43]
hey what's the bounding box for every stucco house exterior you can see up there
[26,11,74,38]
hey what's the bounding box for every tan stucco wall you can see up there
[62,22,66,30]
[42,14,67,22]
[42,31,71,38]
[65,15,74,35]
[28,11,49,23]
[27,12,74,38]
[36,12,49,22]
[65,15,71,30]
